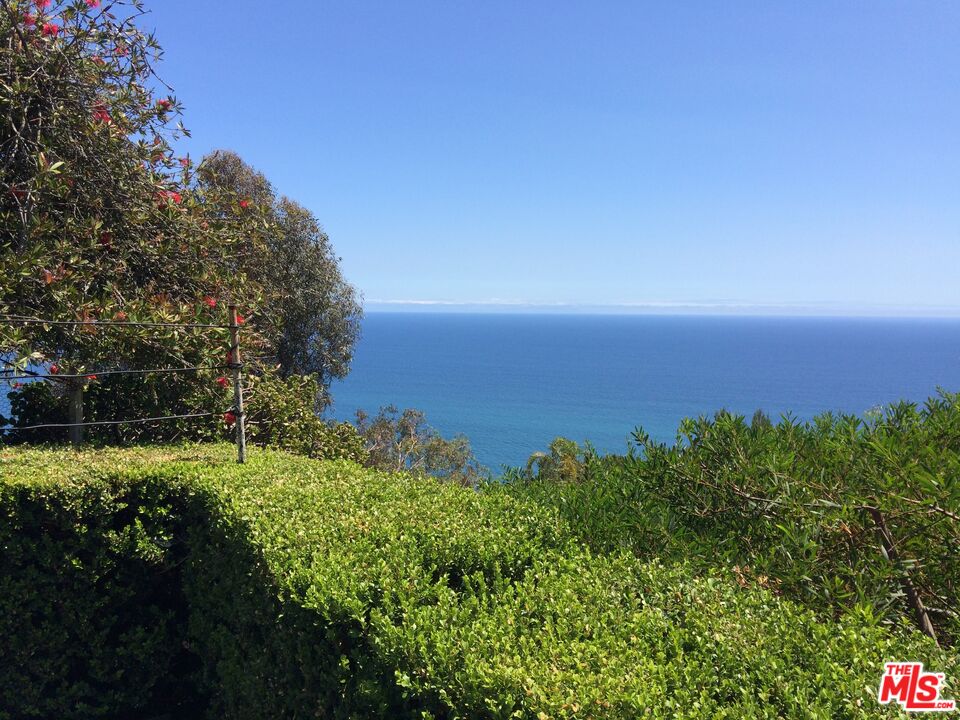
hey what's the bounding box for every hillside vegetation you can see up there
[506,392,960,648]
[1,445,953,719]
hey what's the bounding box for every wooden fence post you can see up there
[68,382,83,448]
[228,304,247,464]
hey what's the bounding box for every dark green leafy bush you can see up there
[0,445,954,719]
[3,368,366,463]
[243,371,367,462]
[504,392,960,646]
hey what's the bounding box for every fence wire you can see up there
[0,411,227,432]
[1,364,236,381]
[1,313,247,447]
[0,315,233,330]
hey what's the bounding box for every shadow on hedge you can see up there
[1,477,420,720]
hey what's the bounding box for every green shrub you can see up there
[0,445,954,719]
[504,392,960,646]
[0,462,203,718]
[244,371,367,462]
[2,368,367,464]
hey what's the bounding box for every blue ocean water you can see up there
[329,313,960,470]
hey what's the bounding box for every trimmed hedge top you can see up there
[1,445,955,718]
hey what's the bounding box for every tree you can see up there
[524,437,586,483]
[0,3,358,441]
[356,406,486,486]
[198,150,362,394]
[0,0,268,377]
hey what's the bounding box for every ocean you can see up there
[329,313,960,470]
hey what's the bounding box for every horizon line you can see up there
[364,299,960,318]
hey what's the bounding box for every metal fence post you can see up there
[228,304,247,464]
[68,382,83,447]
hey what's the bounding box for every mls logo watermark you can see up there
[878,663,956,712]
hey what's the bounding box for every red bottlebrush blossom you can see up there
[156,189,182,206]
[23,12,36,26]
[114,311,127,321]
[180,157,191,167]
[11,382,22,389]
[85,0,100,7]
[203,295,217,309]
[41,23,60,37]
[156,99,172,111]
[223,411,237,425]
[114,44,128,56]
[92,104,111,124]
[216,376,229,388]
[86,374,97,381]
[239,199,250,209]
[36,0,52,10]
[236,313,246,326]
[49,364,59,375]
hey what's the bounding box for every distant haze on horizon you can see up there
[364,301,960,318]
[146,2,960,314]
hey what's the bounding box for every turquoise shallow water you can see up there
[329,313,960,470]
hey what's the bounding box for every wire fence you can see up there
[0,307,248,462]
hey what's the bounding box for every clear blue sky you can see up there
[146,2,959,315]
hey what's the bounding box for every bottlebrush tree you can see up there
[0,0,270,378]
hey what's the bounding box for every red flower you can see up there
[91,104,111,124]
[85,0,100,7]
[23,12,36,26]
[98,231,112,247]
[114,311,127,321]
[235,313,246,326]
[216,376,229,388]
[36,0,51,10]
[41,23,59,37]
[114,44,128,56]
[223,411,236,425]
[156,99,172,112]
[49,364,59,374]
[203,295,217,308]
[86,374,97,381]
[180,157,191,167]
[11,381,22,389]
[239,199,250,209]
[156,189,182,206]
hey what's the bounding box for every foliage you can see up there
[1,445,952,719]
[503,392,960,646]
[2,365,367,463]
[522,436,588,483]
[198,150,362,389]
[0,464,203,718]
[244,370,366,462]
[0,4,359,437]
[0,0,267,376]
[356,404,486,486]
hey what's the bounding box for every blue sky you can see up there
[146,2,959,315]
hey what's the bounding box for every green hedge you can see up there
[1,445,954,718]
